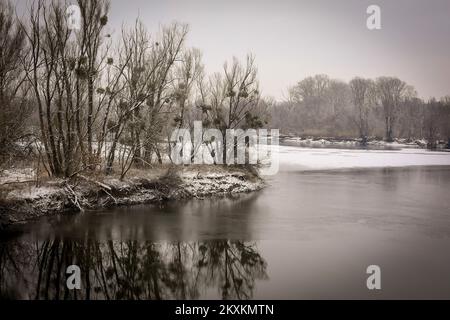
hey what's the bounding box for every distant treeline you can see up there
[270,74,450,147]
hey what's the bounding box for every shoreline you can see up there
[0,166,265,230]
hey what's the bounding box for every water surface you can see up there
[1,149,450,299]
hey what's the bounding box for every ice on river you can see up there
[276,146,450,171]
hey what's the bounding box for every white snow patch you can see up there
[181,171,263,197]
[7,186,60,200]
[277,146,450,171]
[0,168,36,184]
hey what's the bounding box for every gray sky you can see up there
[19,0,450,100]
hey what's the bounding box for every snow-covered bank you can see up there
[2,145,450,229]
[281,136,438,149]
[0,166,264,229]
[277,146,450,171]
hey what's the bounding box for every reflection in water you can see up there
[11,192,263,242]
[0,240,267,300]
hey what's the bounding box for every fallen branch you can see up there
[64,183,84,213]
[78,174,117,204]
[101,187,117,205]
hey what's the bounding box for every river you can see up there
[1,146,450,299]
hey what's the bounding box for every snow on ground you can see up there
[181,169,263,197]
[7,186,61,200]
[277,146,450,171]
[0,168,35,184]
[282,137,430,149]
[283,137,427,148]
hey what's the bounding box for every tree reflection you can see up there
[0,240,267,300]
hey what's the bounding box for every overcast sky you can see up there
[18,0,450,100]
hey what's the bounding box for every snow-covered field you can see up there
[276,146,450,171]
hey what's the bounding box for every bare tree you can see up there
[397,97,424,140]
[141,23,189,165]
[350,77,377,144]
[288,74,332,135]
[23,0,67,176]
[198,54,261,163]
[376,77,410,142]
[172,48,204,129]
[21,0,112,177]
[0,0,30,166]
[104,21,188,175]
[76,0,110,165]
[325,80,352,137]
[439,96,450,148]
[19,0,116,177]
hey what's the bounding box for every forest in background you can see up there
[271,75,450,146]
[1,0,449,182]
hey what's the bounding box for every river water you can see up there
[1,147,450,300]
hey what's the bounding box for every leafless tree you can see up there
[0,0,30,167]
[350,77,377,144]
[142,23,189,165]
[325,79,352,136]
[23,0,68,176]
[76,0,110,164]
[22,0,112,177]
[376,77,411,142]
[397,97,424,140]
[197,54,262,163]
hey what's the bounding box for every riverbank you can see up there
[0,165,265,230]
[280,136,449,150]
